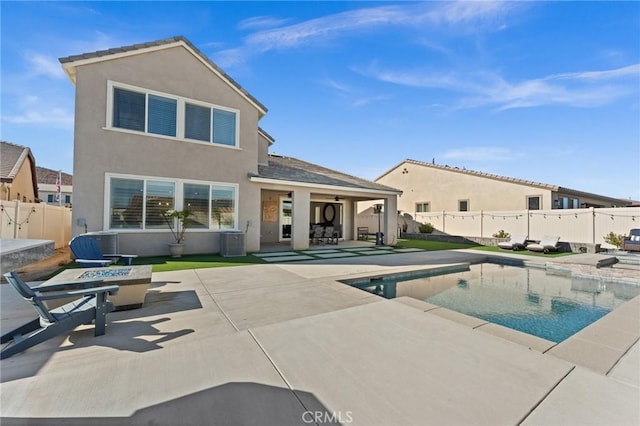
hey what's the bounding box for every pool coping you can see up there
[339,257,640,377]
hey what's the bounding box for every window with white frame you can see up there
[557,196,579,209]
[415,202,430,213]
[108,174,237,231]
[527,196,541,210]
[108,81,238,147]
[210,185,236,229]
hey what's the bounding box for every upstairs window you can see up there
[148,95,177,137]
[113,88,145,131]
[185,103,211,142]
[458,200,469,212]
[109,82,238,147]
[185,103,237,146]
[213,109,236,146]
[113,88,177,136]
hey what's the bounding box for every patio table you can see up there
[39,265,152,310]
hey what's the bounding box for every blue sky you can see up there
[2,1,639,200]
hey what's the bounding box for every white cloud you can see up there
[434,0,517,27]
[3,108,74,130]
[221,1,517,65]
[351,94,390,108]
[3,96,73,130]
[237,15,291,31]
[361,63,639,111]
[25,53,66,79]
[321,78,353,94]
[546,64,640,82]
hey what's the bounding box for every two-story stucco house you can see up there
[60,36,400,256]
[37,167,73,207]
[376,159,631,216]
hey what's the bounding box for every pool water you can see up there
[346,263,640,343]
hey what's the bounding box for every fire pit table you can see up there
[40,265,152,310]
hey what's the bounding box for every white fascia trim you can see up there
[62,43,182,85]
[62,40,267,116]
[249,176,401,196]
[258,128,275,145]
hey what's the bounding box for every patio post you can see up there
[291,189,311,250]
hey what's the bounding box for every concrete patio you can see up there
[1,250,638,425]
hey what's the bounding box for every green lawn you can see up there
[395,239,481,251]
[395,239,575,258]
[46,253,265,277]
[130,253,266,272]
[45,239,574,279]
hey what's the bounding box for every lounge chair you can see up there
[1,271,119,359]
[527,236,560,254]
[622,229,640,252]
[497,235,528,251]
[70,235,138,267]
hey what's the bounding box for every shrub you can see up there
[493,230,510,239]
[418,222,435,233]
[603,231,625,249]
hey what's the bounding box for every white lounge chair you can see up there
[497,235,528,251]
[527,236,560,253]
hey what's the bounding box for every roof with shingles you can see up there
[1,141,32,181]
[255,154,401,193]
[36,166,73,185]
[59,35,268,115]
[0,141,39,199]
[381,158,631,205]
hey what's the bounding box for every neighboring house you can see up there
[375,159,632,215]
[36,167,73,206]
[0,141,39,203]
[60,36,400,256]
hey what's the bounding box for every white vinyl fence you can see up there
[411,207,639,247]
[0,200,72,248]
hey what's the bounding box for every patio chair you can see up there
[527,236,560,254]
[310,226,325,245]
[70,235,138,267]
[1,271,119,359]
[323,226,338,245]
[497,235,528,251]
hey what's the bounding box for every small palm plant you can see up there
[163,210,192,244]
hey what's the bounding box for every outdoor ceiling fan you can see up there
[334,196,344,202]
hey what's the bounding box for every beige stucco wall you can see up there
[258,133,270,166]
[379,162,555,213]
[71,46,263,255]
[3,160,37,202]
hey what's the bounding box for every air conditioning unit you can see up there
[220,231,246,257]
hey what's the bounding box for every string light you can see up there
[0,205,37,230]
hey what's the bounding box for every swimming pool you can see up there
[344,263,640,343]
